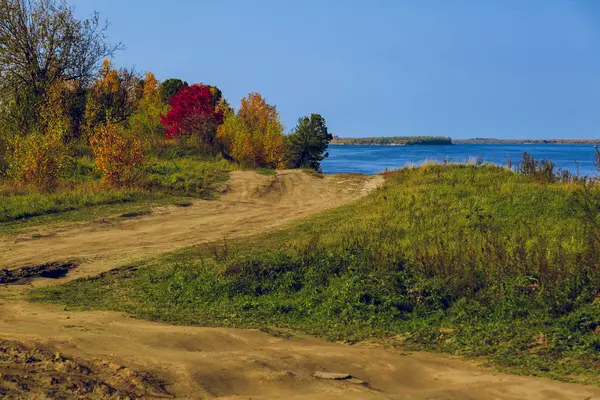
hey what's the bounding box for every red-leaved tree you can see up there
[160,84,224,153]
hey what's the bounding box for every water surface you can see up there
[321,144,599,176]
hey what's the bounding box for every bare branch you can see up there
[0,0,123,93]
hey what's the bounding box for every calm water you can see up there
[321,144,600,176]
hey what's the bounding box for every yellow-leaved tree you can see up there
[86,61,147,186]
[8,80,72,190]
[217,93,286,169]
[85,60,139,133]
[128,72,168,148]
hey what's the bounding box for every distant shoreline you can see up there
[330,136,452,146]
[329,142,447,146]
[330,138,600,146]
[453,139,600,144]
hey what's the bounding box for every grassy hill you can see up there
[33,164,600,385]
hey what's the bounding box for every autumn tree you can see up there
[160,84,224,153]
[85,60,140,132]
[0,0,122,136]
[217,93,286,169]
[286,114,332,171]
[128,72,168,147]
[161,78,188,103]
[8,80,73,190]
[208,86,223,106]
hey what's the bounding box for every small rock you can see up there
[439,328,455,334]
[313,372,352,380]
[107,363,124,372]
[347,378,366,385]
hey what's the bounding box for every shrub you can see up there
[518,152,557,183]
[6,81,72,191]
[90,123,145,186]
[8,134,71,191]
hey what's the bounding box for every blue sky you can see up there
[71,0,600,139]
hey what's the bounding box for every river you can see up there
[321,144,599,176]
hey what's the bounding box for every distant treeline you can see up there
[330,136,600,146]
[331,136,453,145]
[454,138,600,144]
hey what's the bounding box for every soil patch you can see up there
[0,262,78,285]
[0,339,171,399]
[120,211,152,218]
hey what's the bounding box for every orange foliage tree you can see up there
[217,93,286,169]
[90,122,145,186]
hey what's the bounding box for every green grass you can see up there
[256,168,277,176]
[0,187,152,224]
[0,155,231,234]
[31,165,600,385]
[142,156,230,197]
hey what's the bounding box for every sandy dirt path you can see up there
[1,170,599,399]
[1,301,599,399]
[0,170,381,278]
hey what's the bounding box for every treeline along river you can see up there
[321,144,600,176]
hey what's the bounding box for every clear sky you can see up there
[71,0,600,139]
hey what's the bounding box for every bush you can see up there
[90,123,145,186]
[8,134,71,191]
[6,81,73,191]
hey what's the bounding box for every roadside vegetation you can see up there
[33,160,600,385]
[0,0,333,231]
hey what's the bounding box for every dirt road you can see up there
[1,170,599,399]
[0,170,381,278]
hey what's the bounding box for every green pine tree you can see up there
[286,114,333,171]
[160,78,189,103]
